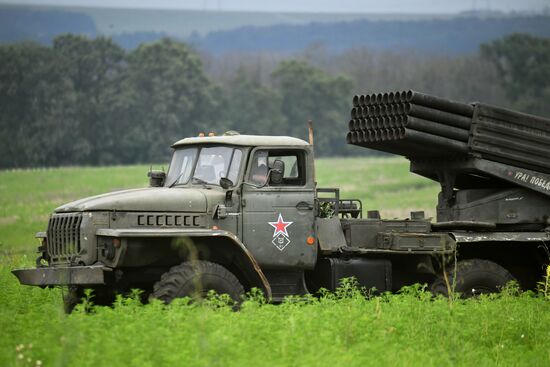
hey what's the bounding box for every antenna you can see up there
[308,120,316,184]
[308,120,314,146]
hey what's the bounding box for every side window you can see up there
[248,149,306,186]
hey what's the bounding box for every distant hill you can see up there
[110,32,167,50]
[0,7,96,44]
[191,15,550,55]
[0,4,385,38]
[1,4,549,55]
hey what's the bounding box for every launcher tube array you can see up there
[347,90,550,173]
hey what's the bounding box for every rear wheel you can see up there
[430,259,515,297]
[151,260,244,304]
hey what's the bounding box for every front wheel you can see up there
[430,259,515,297]
[151,260,244,304]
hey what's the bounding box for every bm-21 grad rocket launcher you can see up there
[11,89,550,311]
[347,90,550,292]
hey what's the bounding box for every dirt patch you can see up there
[0,215,19,225]
[338,183,359,192]
[31,214,50,223]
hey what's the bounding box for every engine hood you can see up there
[55,188,208,213]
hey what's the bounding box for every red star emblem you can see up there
[269,213,293,237]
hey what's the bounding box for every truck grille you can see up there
[47,213,83,261]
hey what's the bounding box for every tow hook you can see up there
[35,241,48,267]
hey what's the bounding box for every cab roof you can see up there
[172,134,309,148]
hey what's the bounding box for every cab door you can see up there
[241,147,317,270]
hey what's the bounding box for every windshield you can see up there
[166,146,243,187]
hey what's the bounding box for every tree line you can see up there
[1,33,549,168]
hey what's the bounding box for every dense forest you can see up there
[1,33,549,168]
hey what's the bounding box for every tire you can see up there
[430,259,515,297]
[63,287,82,314]
[151,260,244,304]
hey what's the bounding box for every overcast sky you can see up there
[3,0,549,13]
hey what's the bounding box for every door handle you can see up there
[296,201,314,210]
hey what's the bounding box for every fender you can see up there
[96,228,272,299]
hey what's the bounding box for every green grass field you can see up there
[1,157,549,367]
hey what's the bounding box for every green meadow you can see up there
[1,157,549,367]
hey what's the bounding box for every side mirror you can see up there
[148,170,166,187]
[219,177,234,189]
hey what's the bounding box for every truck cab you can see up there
[166,134,318,298]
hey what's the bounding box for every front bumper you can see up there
[12,265,111,287]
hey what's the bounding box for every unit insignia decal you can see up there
[268,213,293,251]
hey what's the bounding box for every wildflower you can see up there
[17,354,24,360]
[28,343,33,349]
[27,357,31,362]
[521,334,525,338]
[15,344,24,352]
[36,360,43,366]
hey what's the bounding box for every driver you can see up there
[195,154,225,184]
[250,155,268,185]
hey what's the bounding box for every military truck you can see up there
[12,91,550,310]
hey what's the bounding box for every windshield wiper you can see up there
[168,171,188,188]
[191,176,211,189]
[168,174,211,189]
